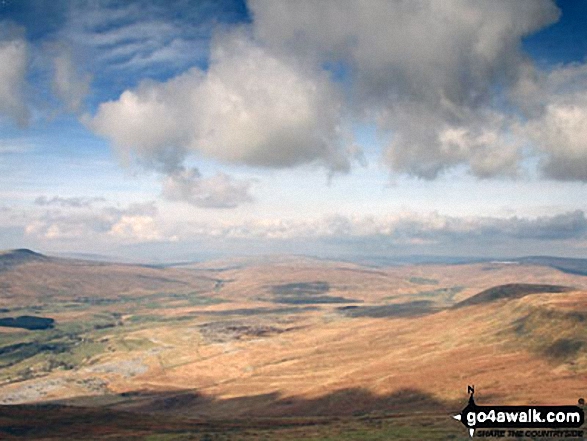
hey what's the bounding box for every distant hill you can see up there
[453,283,574,308]
[0,249,48,270]
[0,248,46,260]
[516,256,587,276]
[333,254,587,273]
[0,248,220,307]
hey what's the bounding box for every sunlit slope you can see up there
[117,289,586,417]
[0,249,219,307]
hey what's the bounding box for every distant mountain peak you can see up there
[10,249,45,256]
[0,249,48,267]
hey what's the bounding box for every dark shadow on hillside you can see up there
[265,281,361,304]
[338,300,439,318]
[0,387,458,439]
[270,281,330,296]
[132,386,452,417]
[0,316,54,330]
[545,338,584,360]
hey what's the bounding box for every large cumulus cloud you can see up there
[89,32,351,202]
[87,0,587,186]
[250,0,558,107]
[89,31,353,207]
[249,0,561,179]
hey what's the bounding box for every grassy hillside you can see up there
[0,251,586,439]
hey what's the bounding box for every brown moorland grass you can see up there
[0,252,586,439]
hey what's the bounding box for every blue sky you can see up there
[0,0,586,262]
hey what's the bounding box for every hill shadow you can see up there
[337,300,439,319]
[0,387,457,439]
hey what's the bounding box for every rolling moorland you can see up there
[0,249,586,439]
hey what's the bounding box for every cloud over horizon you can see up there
[177,210,587,243]
[1,0,586,259]
[25,200,163,243]
[23,203,587,256]
[34,195,106,208]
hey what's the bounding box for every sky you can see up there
[0,0,586,262]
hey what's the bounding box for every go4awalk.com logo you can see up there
[452,386,585,438]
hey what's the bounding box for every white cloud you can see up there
[530,99,587,181]
[52,46,91,112]
[250,0,559,105]
[0,138,34,154]
[89,31,352,174]
[506,62,587,181]
[84,0,587,183]
[87,68,197,171]
[17,194,587,256]
[5,0,583,190]
[249,0,560,179]
[382,107,521,179]
[25,201,163,243]
[108,215,162,241]
[0,26,29,125]
[173,210,587,243]
[162,168,253,209]
[35,195,105,208]
[61,1,238,75]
